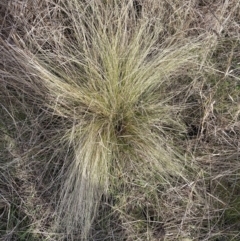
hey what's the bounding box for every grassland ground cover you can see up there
[0,0,240,240]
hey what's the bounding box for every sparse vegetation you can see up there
[0,0,240,240]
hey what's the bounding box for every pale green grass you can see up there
[13,2,209,238]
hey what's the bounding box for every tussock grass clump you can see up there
[1,0,240,240]
[15,2,207,237]
[2,1,206,238]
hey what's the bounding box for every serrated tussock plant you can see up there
[1,1,211,239]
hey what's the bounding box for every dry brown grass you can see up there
[0,0,240,240]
